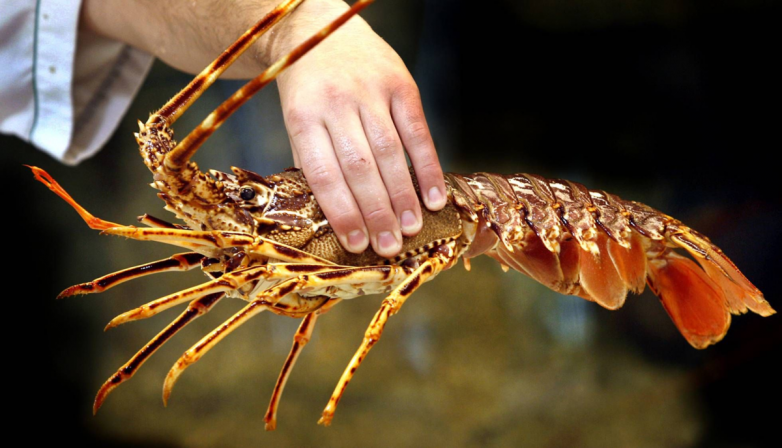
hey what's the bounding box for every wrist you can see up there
[257,0,365,66]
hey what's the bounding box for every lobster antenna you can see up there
[155,0,306,125]
[164,0,375,172]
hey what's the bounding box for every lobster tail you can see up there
[446,172,774,348]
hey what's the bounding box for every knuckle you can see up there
[323,85,352,113]
[405,120,430,146]
[363,206,393,226]
[393,84,430,147]
[286,107,314,125]
[323,84,344,100]
[327,208,360,230]
[342,151,372,175]
[306,165,337,189]
[369,132,400,158]
[393,78,421,100]
[285,108,317,137]
[415,158,441,175]
[389,185,416,206]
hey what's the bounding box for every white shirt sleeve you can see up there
[0,0,154,165]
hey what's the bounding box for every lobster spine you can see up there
[444,172,774,348]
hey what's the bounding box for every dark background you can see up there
[3,0,779,446]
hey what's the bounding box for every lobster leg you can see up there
[264,312,319,431]
[92,293,225,414]
[58,252,205,299]
[162,265,412,404]
[105,263,341,329]
[318,242,459,426]
[104,265,271,329]
[264,298,341,431]
[102,227,336,265]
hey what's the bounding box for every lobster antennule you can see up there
[163,0,375,172]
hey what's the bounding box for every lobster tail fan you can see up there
[668,227,774,317]
[647,253,731,349]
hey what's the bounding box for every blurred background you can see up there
[4,0,779,446]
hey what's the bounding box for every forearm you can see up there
[80,0,360,78]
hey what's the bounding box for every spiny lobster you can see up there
[29,0,774,430]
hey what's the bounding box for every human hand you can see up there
[275,0,447,258]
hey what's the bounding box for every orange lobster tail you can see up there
[447,172,774,349]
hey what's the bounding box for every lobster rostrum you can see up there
[29,0,774,430]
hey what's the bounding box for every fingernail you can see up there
[400,210,419,233]
[377,231,400,253]
[426,186,446,209]
[347,230,367,252]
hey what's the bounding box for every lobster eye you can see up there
[240,187,256,200]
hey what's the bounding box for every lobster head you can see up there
[155,162,324,258]
[209,166,322,237]
[137,118,323,245]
